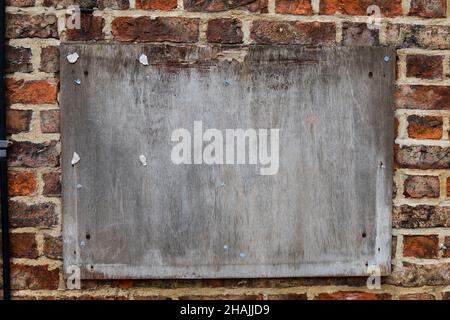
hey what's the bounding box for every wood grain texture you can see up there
[61,44,395,279]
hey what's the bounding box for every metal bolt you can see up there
[74,79,81,85]
[383,56,390,62]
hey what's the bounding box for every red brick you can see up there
[66,13,104,41]
[6,78,59,105]
[342,22,379,46]
[396,85,450,110]
[10,233,38,259]
[5,45,32,73]
[40,109,60,134]
[409,0,447,18]
[40,46,59,73]
[184,0,268,12]
[407,115,443,140]
[316,291,391,300]
[406,55,443,79]
[403,235,439,259]
[9,200,58,228]
[320,0,402,16]
[267,293,307,300]
[393,205,450,228]
[6,14,58,39]
[399,293,435,300]
[443,236,450,257]
[251,21,336,45]
[136,0,177,10]
[8,140,59,168]
[6,0,35,6]
[6,109,32,134]
[42,0,76,7]
[43,234,62,259]
[207,18,243,44]
[42,172,61,197]
[111,280,134,289]
[8,171,37,196]
[395,145,450,169]
[385,24,450,49]
[11,264,60,290]
[112,17,199,43]
[275,0,312,15]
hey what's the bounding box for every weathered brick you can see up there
[42,172,61,197]
[386,263,450,287]
[399,293,435,300]
[275,0,312,15]
[178,294,264,300]
[207,18,243,44]
[43,234,62,259]
[5,45,32,73]
[393,205,450,228]
[5,0,35,7]
[342,22,379,46]
[9,200,58,228]
[320,0,402,16]
[385,24,450,49]
[267,293,307,300]
[8,140,59,168]
[112,17,199,43]
[11,264,59,290]
[8,171,37,196]
[97,0,130,9]
[408,0,447,18]
[406,55,443,79]
[395,145,450,169]
[316,292,391,300]
[184,0,268,12]
[403,235,439,259]
[6,14,58,39]
[443,292,450,300]
[40,109,60,134]
[136,0,177,10]
[396,85,450,110]
[404,175,440,198]
[42,0,75,7]
[10,233,38,259]
[407,115,443,140]
[111,280,134,289]
[66,13,104,41]
[6,78,59,105]
[40,46,60,73]
[251,21,336,45]
[6,109,32,134]
[443,236,450,258]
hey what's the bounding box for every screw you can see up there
[224,80,231,86]
[223,245,229,250]
[74,79,81,85]
[239,252,246,258]
[383,56,390,62]
[80,241,86,247]
[76,184,82,189]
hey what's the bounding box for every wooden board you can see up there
[61,44,395,279]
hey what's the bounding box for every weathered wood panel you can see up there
[61,44,395,279]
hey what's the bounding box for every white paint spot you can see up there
[67,52,79,64]
[139,54,149,66]
[139,154,147,166]
[71,152,80,165]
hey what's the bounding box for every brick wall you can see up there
[3,0,450,300]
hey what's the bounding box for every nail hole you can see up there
[368,71,373,78]
[362,232,367,238]
[84,70,89,76]
[73,250,76,254]
[86,234,91,240]
[365,262,368,267]
[378,247,381,252]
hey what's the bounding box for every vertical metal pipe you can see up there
[0,0,11,300]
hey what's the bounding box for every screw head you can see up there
[74,79,81,85]
[383,56,390,62]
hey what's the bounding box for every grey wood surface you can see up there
[61,44,395,279]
